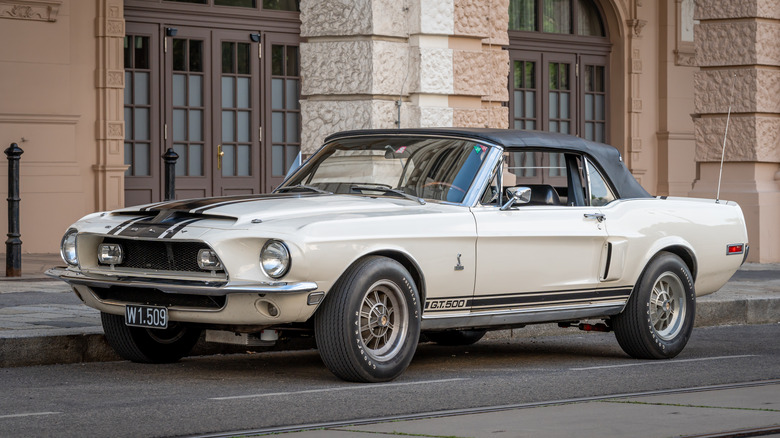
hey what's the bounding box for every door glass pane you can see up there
[271,45,284,75]
[134,108,149,140]
[271,78,284,109]
[124,72,132,105]
[585,94,594,120]
[189,40,203,72]
[222,111,235,142]
[286,79,299,109]
[124,108,132,140]
[272,145,284,175]
[173,74,186,106]
[174,144,187,176]
[134,36,150,69]
[173,109,186,141]
[595,94,605,119]
[237,43,251,75]
[272,113,284,142]
[221,77,235,108]
[189,110,203,141]
[548,92,558,118]
[525,90,535,117]
[237,145,250,176]
[237,111,250,142]
[221,144,235,176]
[134,72,149,105]
[514,91,523,118]
[237,77,250,108]
[134,143,150,176]
[173,39,186,71]
[549,62,559,89]
[286,113,299,143]
[124,143,132,176]
[525,62,535,87]
[189,75,202,106]
[222,42,234,74]
[560,93,569,118]
[189,144,203,176]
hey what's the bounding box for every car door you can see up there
[470,149,615,314]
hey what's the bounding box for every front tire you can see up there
[101,312,201,363]
[612,252,695,359]
[315,256,421,382]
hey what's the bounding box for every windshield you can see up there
[283,136,491,203]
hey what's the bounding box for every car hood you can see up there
[111,193,453,231]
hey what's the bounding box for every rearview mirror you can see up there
[500,186,532,211]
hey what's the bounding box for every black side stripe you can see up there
[423,287,633,314]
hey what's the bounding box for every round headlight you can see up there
[61,228,79,266]
[260,240,290,279]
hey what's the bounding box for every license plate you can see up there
[125,305,168,329]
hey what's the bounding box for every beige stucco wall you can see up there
[0,0,107,253]
[689,0,780,262]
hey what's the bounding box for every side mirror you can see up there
[500,186,532,211]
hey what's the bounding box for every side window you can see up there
[585,159,615,206]
[487,149,571,206]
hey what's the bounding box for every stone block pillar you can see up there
[689,0,780,262]
[299,0,509,154]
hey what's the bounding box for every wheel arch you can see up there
[656,245,697,282]
[326,250,426,304]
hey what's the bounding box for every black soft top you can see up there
[326,128,652,199]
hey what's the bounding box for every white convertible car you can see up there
[48,129,748,382]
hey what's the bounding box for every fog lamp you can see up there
[97,243,124,265]
[198,249,222,270]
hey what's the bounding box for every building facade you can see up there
[0,0,778,262]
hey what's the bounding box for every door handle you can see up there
[584,213,606,222]
[217,144,224,170]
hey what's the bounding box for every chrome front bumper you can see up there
[45,267,319,296]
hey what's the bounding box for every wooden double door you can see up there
[124,23,300,206]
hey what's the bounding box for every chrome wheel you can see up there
[360,280,408,361]
[649,272,686,341]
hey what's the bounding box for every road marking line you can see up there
[570,354,758,371]
[0,412,62,420]
[209,378,470,401]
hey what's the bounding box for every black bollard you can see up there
[5,143,23,277]
[162,148,179,201]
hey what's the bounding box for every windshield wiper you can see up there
[351,185,426,205]
[276,184,332,195]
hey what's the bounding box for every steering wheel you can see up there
[422,181,466,194]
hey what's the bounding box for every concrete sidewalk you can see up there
[0,254,778,368]
[266,381,780,438]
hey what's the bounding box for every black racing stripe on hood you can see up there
[160,218,203,239]
[141,193,314,213]
[107,217,147,236]
[141,194,269,212]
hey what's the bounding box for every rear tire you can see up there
[424,329,486,346]
[101,312,201,363]
[315,256,421,382]
[612,252,695,359]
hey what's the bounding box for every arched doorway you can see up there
[507,0,611,143]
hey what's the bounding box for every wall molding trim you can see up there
[0,0,62,22]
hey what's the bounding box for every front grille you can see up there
[91,286,226,309]
[100,237,222,273]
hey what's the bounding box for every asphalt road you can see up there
[1,324,778,438]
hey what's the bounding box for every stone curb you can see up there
[2,295,777,368]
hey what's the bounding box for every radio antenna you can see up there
[716,72,737,203]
